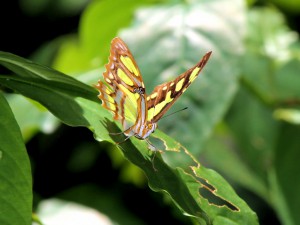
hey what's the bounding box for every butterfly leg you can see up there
[144,139,160,171]
[114,135,132,145]
[145,138,157,151]
[108,130,127,144]
[109,131,125,136]
[108,127,133,145]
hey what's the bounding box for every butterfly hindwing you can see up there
[146,51,212,122]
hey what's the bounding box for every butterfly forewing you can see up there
[146,51,212,123]
[104,38,145,93]
[96,37,148,132]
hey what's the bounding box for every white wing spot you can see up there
[108,73,114,80]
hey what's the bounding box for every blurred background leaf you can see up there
[201,4,300,225]
[120,0,245,154]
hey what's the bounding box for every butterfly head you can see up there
[134,121,157,140]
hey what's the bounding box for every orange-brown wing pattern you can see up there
[146,51,212,123]
[96,80,138,131]
[103,37,145,94]
[96,37,146,131]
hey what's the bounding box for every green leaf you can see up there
[19,0,88,16]
[112,137,258,225]
[226,88,279,181]
[269,0,300,14]
[0,92,32,225]
[49,0,157,74]
[202,125,270,202]
[119,0,246,154]
[0,51,258,223]
[246,7,297,58]
[52,0,150,74]
[52,35,94,74]
[5,94,59,142]
[212,6,300,225]
[273,124,300,225]
[0,51,98,128]
[273,108,300,125]
[79,0,155,63]
[274,59,300,100]
[243,7,300,106]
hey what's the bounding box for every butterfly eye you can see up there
[134,87,145,95]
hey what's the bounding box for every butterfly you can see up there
[96,37,211,148]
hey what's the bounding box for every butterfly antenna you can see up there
[151,150,158,172]
[160,107,188,120]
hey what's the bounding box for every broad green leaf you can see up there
[243,7,300,105]
[217,6,300,225]
[0,93,32,225]
[246,7,298,59]
[274,59,300,100]
[79,0,156,62]
[52,0,157,74]
[202,125,270,203]
[241,53,276,105]
[273,124,300,225]
[0,51,97,128]
[225,88,279,180]
[5,94,59,142]
[52,35,94,74]
[120,0,246,154]
[0,51,258,224]
[113,137,258,225]
[0,52,95,94]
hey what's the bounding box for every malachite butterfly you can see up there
[96,37,211,147]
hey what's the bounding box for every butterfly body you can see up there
[96,37,211,143]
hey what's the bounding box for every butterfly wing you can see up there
[147,51,212,123]
[104,37,145,93]
[96,37,147,131]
